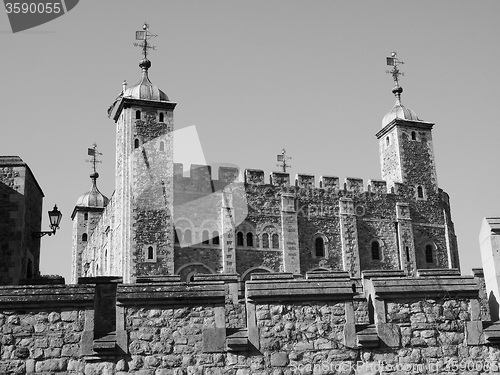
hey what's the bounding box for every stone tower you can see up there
[71,151,109,284]
[109,52,177,283]
[375,53,459,273]
[376,86,438,198]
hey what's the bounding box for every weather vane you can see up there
[276,149,292,173]
[386,52,405,86]
[386,51,405,99]
[86,143,102,175]
[134,22,158,60]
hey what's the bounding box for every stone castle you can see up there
[70,45,459,285]
[3,27,500,374]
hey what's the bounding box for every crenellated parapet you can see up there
[0,270,496,372]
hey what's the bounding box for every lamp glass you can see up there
[48,205,62,228]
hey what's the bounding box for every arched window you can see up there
[425,244,433,263]
[134,139,140,149]
[84,213,88,220]
[237,232,244,246]
[147,246,154,260]
[315,237,325,257]
[159,112,164,122]
[202,230,210,245]
[411,131,417,140]
[212,231,220,245]
[417,186,424,199]
[159,141,165,152]
[247,233,254,247]
[184,229,192,244]
[272,234,279,249]
[82,233,88,242]
[386,136,390,146]
[371,241,380,260]
[262,233,269,249]
[136,110,141,119]
[405,246,410,262]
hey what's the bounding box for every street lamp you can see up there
[32,205,62,239]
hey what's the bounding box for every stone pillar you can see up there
[221,190,236,274]
[396,202,416,276]
[339,198,360,278]
[479,217,500,321]
[280,193,300,274]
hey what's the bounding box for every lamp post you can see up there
[32,205,62,239]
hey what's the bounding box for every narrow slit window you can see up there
[82,233,88,242]
[411,131,417,140]
[262,233,269,249]
[184,229,192,244]
[247,233,254,247]
[417,186,424,199]
[272,234,279,249]
[212,231,220,245]
[406,246,410,262]
[84,213,88,220]
[237,232,244,246]
[202,230,210,245]
[386,136,390,146]
[371,241,380,260]
[315,237,325,257]
[425,244,433,263]
[136,110,141,119]
[159,112,164,122]
[159,141,165,152]
[147,246,154,260]
[134,139,140,149]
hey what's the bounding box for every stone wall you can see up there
[0,157,43,285]
[76,159,459,282]
[0,271,498,374]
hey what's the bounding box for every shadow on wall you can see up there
[489,291,499,321]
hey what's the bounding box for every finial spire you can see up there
[86,143,102,182]
[276,149,292,173]
[386,51,405,102]
[134,22,158,73]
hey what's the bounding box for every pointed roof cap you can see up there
[382,86,421,127]
[75,172,109,208]
[122,58,169,101]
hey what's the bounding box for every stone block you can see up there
[244,169,265,185]
[319,176,339,190]
[270,352,288,367]
[368,179,387,194]
[295,174,315,188]
[345,177,364,193]
[190,164,212,181]
[377,323,401,347]
[466,321,484,345]
[202,328,226,353]
[218,167,239,183]
[270,172,290,187]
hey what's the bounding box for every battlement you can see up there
[173,163,399,194]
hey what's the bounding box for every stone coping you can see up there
[362,270,406,279]
[246,279,354,301]
[116,282,226,305]
[416,268,461,277]
[0,285,95,308]
[370,276,479,299]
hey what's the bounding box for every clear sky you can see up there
[1,1,499,282]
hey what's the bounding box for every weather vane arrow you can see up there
[133,22,158,59]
